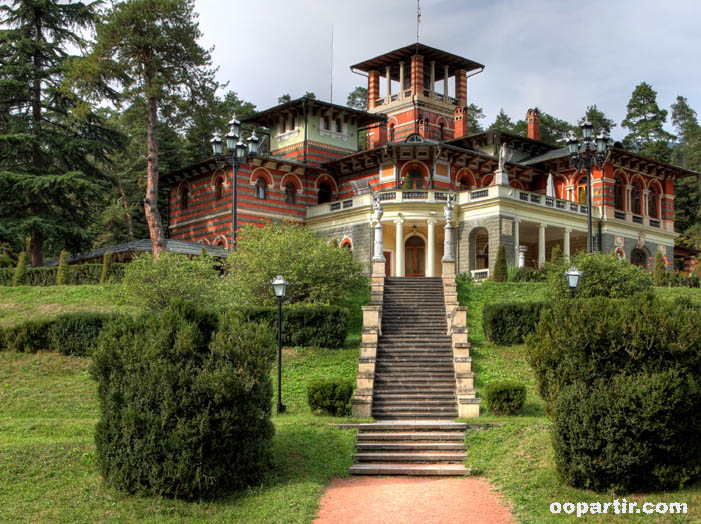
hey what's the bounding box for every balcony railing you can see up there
[470,269,490,281]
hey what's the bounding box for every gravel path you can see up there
[313,476,515,524]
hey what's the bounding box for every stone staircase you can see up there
[349,277,470,476]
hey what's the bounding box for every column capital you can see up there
[427,218,437,225]
[514,217,522,224]
[538,223,547,230]
[394,218,404,225]
[564,227,572,233]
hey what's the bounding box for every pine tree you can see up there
[76,0,217,258]
[621,82,675,161]
[493,245,508,282]
[346,87,368,110]
[579,105,616,136]
[670,95,701,236]
[466,103,485,134]
[488,108,516,133]
[0,0,122,266]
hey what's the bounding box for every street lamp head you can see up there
[210,132,223,156]
[247,131,259,158]
[581,121,593,141]
[565,266,582,290]
[271,275,288,298]
[596,131,608,154]
[225,129,238,151]
[235,138,247,161]
[228,114,241,138]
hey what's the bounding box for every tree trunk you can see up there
[29,230,43,267]
[144,73,166,258]
[30,14,44,266]
[118,183,134,240]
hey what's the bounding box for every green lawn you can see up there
[460,281,701,523]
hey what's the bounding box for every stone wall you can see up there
[601,232,673,269]
[456,214,516,273]
[317,222,373,274]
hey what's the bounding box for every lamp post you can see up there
[566,122,611,253]
[211,114,259,251]
[565,266,582,297]
[271,275,288,414]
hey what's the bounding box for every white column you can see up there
[443,65,449,97]
[514,219,521,261]
[430,61,436,94]
[395,219,405,277]
[385,65,391,100]
[399,61,405,99]
[372,222,385,262]
[564,228,571,260]
[427,219,436,277]
[538,223,547,267]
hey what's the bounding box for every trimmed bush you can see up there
[12,252,27,286]
[239,305,349,349]
[545,252,652,299]
[56,250,70,285]
[511,266,547,282]
[91,303,276,500]
[653,250,667,286]
[492,245,507,282]
[307,379,354,416]
[0,262,126,286]
[485,381,526,415]
[0,312,119,356]
[100,252,112,284]
[482,301,548,345]
[553,371,701,492]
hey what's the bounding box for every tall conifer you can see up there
[621,82,674,161]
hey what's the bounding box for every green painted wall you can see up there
[270,115,359,153]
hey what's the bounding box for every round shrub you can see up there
[91,302,276,500]
[553,371,701,493]
[307,379,354,416]
[545,252,652,299]
[485,381,526,415]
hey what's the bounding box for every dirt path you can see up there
[313,476,515,524]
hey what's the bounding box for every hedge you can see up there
[0,263,127,286]
[307,379,354,416]
[238,305,349,349]
[485,381,526,415]
[0,312,120,355]
[527,294,701,492]
[91,304,275,500]
[482,301,548,345]
[553,371,701,493]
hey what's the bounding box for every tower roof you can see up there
[350,43,484,80]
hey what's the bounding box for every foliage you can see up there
[488,108,516,133]
[225,224,366,306]
[550,245,562,265]
[653,250,667,286]
[545,252,652,299]
[577,104,616,136]
[621,82,675,161]
[306,379,353,416]
[526,294,701,415]
[492,245,508,282]
[91,303,276,500]
[510,266,547,282]
[346,86,367,110]
[0,0,123,266]
[485,381,527,416]
[100,252,112,284]
[466,103,485,134]
[120,252,222,312]
[1,262,126,286]
[482,301,548,345]
[56,251,70,285]
[553,370,701,492]
[1,312,119,355]
[670,95,701,233]
[238,305,349,349]
[12,252,27,286]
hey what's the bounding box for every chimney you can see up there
[454,106,468,139]
[527,108,540,141]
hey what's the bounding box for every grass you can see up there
[459,280,701,522]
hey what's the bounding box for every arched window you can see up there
[631,248,646,267]
[180,186,189,209]
[403,170,423,190]
[614,176,624,210]
[439,122,445,141]
[318,182,331,204]
[255,177,267,200]
[215,177,224,200]
[388,123,395,142]
[341,239,352,250]
[285,183,296,205]
[458,177,470,192]
[576,176,588,205]
[481,175,493,188]
[648,185,659,219]
[631,181,641,215]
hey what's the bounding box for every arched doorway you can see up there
[631,248,647,267]
[405,235,425,277]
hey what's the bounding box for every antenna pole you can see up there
[416,0,420,43]
[330,25,334,103]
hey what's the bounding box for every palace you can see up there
[164,43,697,277]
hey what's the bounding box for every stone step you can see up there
[374,398,457,405]
[354,452,465,463]
[373,388,456,395]
[349,463,467,476]
[372,408,458,417]
[357,431,465,441]
[356,442,466,451]
[357,422,466,430]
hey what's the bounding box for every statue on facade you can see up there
[372,193,383,223]
[444,192,456,222]
[498,142,513,173]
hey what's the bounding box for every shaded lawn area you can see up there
[0,345,361,524]
[460,281,701,522]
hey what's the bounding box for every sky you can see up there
[195,0,701,141]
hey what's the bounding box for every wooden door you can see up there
[405,236,425,277]
[384,251,392,277]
